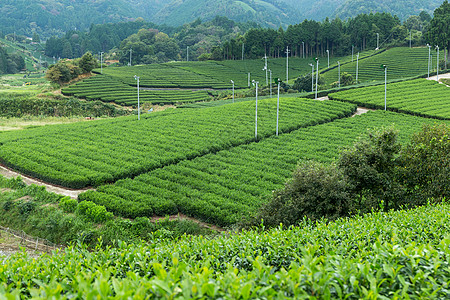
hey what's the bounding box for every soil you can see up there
[0,165,93,199]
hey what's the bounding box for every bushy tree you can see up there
[255,161,351,227]
[79,52,98,73]
[293,73,324,92]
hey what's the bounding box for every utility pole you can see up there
[129,48,132,66]
[263,53,268,86]
[285,46,290,82]
[134,75,140,120]
[356,52,359,82]
[338,61,341,88]
[315,57,319,99]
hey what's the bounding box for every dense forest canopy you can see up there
[0,0,442,39]
[0,47,25,74]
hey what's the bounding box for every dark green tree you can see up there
[427,0,450,62]
[79,52,98,73]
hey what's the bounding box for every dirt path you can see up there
[427,72,450,84]
[0,165,93,199]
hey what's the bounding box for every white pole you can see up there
[134,75,140,120]
[315,58,319,99]
[263,53,268,86]
[326,50,329,68]
[427,44,431,79]
[231,80,234,103]
[309,63,314,92]
[436,45,439,81]
[302,42,305,58]
[409,30,412,48]
[276,79,280,136]
[187,46,189,62]
[252,80,259,140]
[286,46,290,82]
[376,33,379,50]
[100,52,104,74]
[384,65,387,111]
[338,61,340,88]
[129,48,132,66]
[269,69,272,98]
[248,73,250,87]
[356,52,359,82]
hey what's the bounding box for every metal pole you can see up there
[338,61,340,88]
[100,52,104,74]
[269,69,272,98]
[376,33,379,50]
[252,80,259,140]
[427,44,431,79]
[134,75,140,120]
[384,65,387,111]
[286,46,290,82]
[231,80,234,103]
[309,63,314,92]
[302,41,305,58]
[129,48,132,66]
[326,50,329,68]
[436,45,439,81]
[248,73,250,87]
[263,53,268,86]
[315,58,319,99]
[276,80,280,136]
[356,52,359,82]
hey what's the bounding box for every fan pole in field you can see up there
[427,44,432,79]
[129,48,132,66]
[376,33,379,50]
[302,41,305,58]
[100,52,104,74]
[326,49,330,68]
[252,80,259,140]
[285,46,290,82]
[263,53,268,86]
[187,46,189,62]
[436,45,439,81]
[382,65,387,111]
[309,63,314,92]
[315,57,319,99]
[134,75,140,120]
[248,73,250,87]
[277,79,281,136]
[269,69,273,98]
[338,61,340,88]
[356,52,359,82]
[231,80,234,103]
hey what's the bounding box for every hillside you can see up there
[0,0,442,39]
[152,0,301,27]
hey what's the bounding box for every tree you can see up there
[32,32,40,43]
[79,52,98,73]
[427,0,450,62]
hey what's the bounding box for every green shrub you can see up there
[255,160,351,226]
[77,201,113,223]
[59,197,78,213]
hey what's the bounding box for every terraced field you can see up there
[322,47,433,84]
[80,111,447,226]
[329,79,450,119]
[62,75,210,106]
[0,99,355,189]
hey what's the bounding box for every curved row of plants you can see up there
[0,99,356,188]
[80,111,446,226]
[3,200,450,298]
[329,79,450,119]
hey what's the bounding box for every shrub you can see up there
[59,197,78,213]
[77,201,113,223]
[254,160,351,227]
